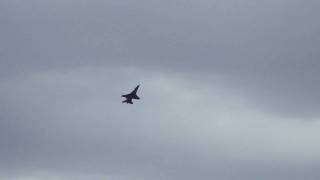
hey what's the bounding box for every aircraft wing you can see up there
[130,85,140,94]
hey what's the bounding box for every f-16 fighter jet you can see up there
[122,85,140,104]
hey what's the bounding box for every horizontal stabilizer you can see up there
[122,99,133,104]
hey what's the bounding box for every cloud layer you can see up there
[1,67,320,180]
[1,0,320,179]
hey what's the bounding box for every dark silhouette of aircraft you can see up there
[122,85,140,104]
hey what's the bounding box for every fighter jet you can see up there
[122,85,140,104]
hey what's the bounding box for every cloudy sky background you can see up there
[1,0,320,179]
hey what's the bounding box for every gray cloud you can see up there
[1,0,320,179]
[1,67,320,180]
[2,0,320,117]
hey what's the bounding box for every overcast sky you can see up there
[1,0,320,179]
